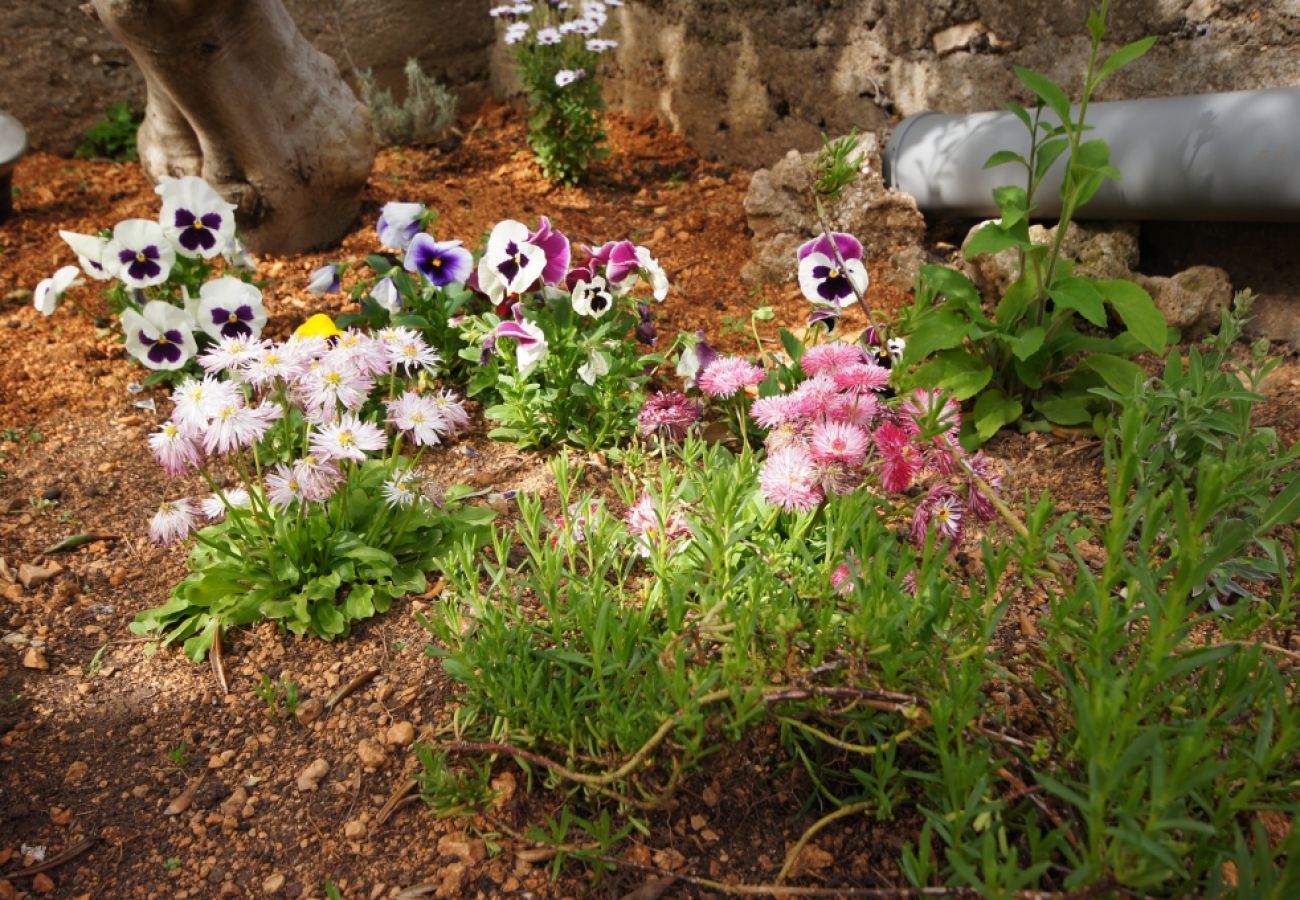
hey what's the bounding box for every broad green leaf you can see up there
[1098,37,1158,82]
[919,265,982,311]
[1083,353,1146,392]
[898,310,972,367]
[1034,138,1070,182]
[366,254,393,275]
[1009,325,1046,360]
[984,149,1026,170]
[779,328,804,363]
[1096,278,1166,353]
[1049,277,1107,326]
[1014,67,1071,126]
[964,222,1028,258]
[913,349,993,400]
[995,276,1037,328]
[1034,394,1095,426]
[973,390,1023,441]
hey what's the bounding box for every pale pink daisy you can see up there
[265,464,305,508]
[428,390,471,435]
[912,485,964,545]
[624,493,692,558]
[149,421,204,476]
[787,374,839,419]
[697,356,766,399]
[300,362,374,413]
[386,337,442,374]
[382,470,420,508]
[199,336,268,375]
[832,363,892,394]
[375,325,420,345]
[171,376,241,437]
[749,395,796,430]
[329,329,390,377]
[386,392,451,447]
[309,413,387,462]
[149,498,199,545]
[758,444,824,513]
[291,455,344,502]
[242,342,305,387]
[200,487,250,520]
[202,399,279,455]
[824,392,881,428]
[809,420,870,467]
[800,342,865,376]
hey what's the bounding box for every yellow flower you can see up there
[295,313,342,341]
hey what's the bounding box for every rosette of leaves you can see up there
[132,460,494,660]
[896,3,1166,446]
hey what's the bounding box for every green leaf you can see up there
[1258,476,1300,533]
[1004,102,1033,132]
[995,276,1037,328]
[899,310,973,367]
[1034,394,1095,426]
[912,349,993,400]
[1049,277,1107,326]
[973,390,1023,441]
[983,149,1026,170]
[1098,37,1158,82]
[344,583,376,621]
[1096,278,1166,354]
[366,254,394,275]
[779,328,804,363]
[1083,353,1146,392]
[964,222,1028,258]
[1009,326,1046,360]
[919,265,983,313]
[1014,67,1071,126]
[1034,138,1070,182]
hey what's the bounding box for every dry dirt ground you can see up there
[0,104,1297,899]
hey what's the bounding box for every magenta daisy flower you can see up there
[697,356,766,399]
[965,452,1002,523]
[758,444,824,513]
[750,395,797,430]
[637,391,700,440]
[875,421,922,493]
[832,363,892,394]
[809,420,870,467]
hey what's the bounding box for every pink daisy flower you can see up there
[800,342,865,377]
[832,363,892,394]
[149,498,199,545]
[309,413,388,462]
[758,444,824,513]
[831,554,861,595]
[787,374,839,419]
[749,395,797,430]
[202,399,280,455]
[637,391,700,439]
[429,389,471,435]
[291,455,344,503]
[300,362,375,414]
[875,421,922,493]
[386,392,451,447]
[912,485,964,545]
[624,493,692,557]
[266,464,305,508]
[965,452,1002,523]
[149,421,204,476]
[809,420,870,466]
[697,356,766,399]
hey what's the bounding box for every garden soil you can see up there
[0,103,1297,898]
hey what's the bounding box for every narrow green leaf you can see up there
[1034,138,1070,182]
[984,149,1026,170]
[1098,37,1158,82]
[1014,67,1072,125]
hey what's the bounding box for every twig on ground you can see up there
[776,800,873,885]
[4,837,98,878]
[325,667,380,711]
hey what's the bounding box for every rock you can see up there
[384,721,415,747]
[1244,291,1300,349]
[40,486,61,501]
[932,21,1008,56]
[743,133,927,287]
[31,873,54,894]
[64,761,88,784]
[296,758,329,792]
[263,872,285,895]
[962,220,1141,301]
[18,562,62,589]
[22,647,48,670]
[437,832,486,864]
[344,819,366,840]
[293,697,323,726]
[1137,265,1231,338]
[219,786,248,818]
[355,739,387,769]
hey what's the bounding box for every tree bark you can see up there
[92,0,375,254]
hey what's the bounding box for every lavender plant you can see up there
[34,175,261,381]
[490,1,620,185]
[132,324,493,661]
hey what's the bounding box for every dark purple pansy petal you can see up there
[808,305,841,330]
[798,231,863,262]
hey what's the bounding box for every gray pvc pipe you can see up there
[882,86,1300,221]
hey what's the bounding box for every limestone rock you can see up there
[743,132,926,288]
[961,221,1141,300]
[1137,266,1233,339]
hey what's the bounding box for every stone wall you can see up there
[4,1,1298,165]
[0,0,494,155]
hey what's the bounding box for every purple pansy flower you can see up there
[493,306,548,376]
[307,264,341,296]
[478,220,547,302]
[122,301,197,371]
[157,176,236,260]
[404,234,473,287]
[807,304,842,330]
[105,219,176,289]
[376,201,426,251]
[58,230,113,282]
[635,302,656,346]
[371,276,401,314]
[571,275,615,317]
[676,330,719,388]
[196,277,267,341]
[526,217,571,286]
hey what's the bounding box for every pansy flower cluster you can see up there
[490,1,621,183]
[134,318,492,658]
[36,176,261,374]
[457,218,669,449]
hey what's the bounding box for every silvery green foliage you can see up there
[357,59,458,147]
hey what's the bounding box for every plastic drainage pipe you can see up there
[881,86,1300,222]
[0,111,26,224]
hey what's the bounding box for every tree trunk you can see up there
[92,0,375,254]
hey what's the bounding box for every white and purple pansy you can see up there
[478,220,547,302]
[571,275,615,318]
[33,265,84,316]
[370,276,401,314]
[307,263,341,296]
[555,69,585,87]
[494,311,549,377]
[796,231,868,307]
[157,176,237,260]
[123,300,198,371]
[404,234,473,288]
[58,230,114,282]
[196,277,267,341]
[376,201,426,251]
[105,219,176,289]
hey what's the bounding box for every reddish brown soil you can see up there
[0,104,1296,899]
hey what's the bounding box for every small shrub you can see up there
[75,102,141,162]
[356,59,457,147]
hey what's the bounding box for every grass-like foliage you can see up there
[75,102,141,162]
[356,59,458,147]
[895,1,1167,445]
